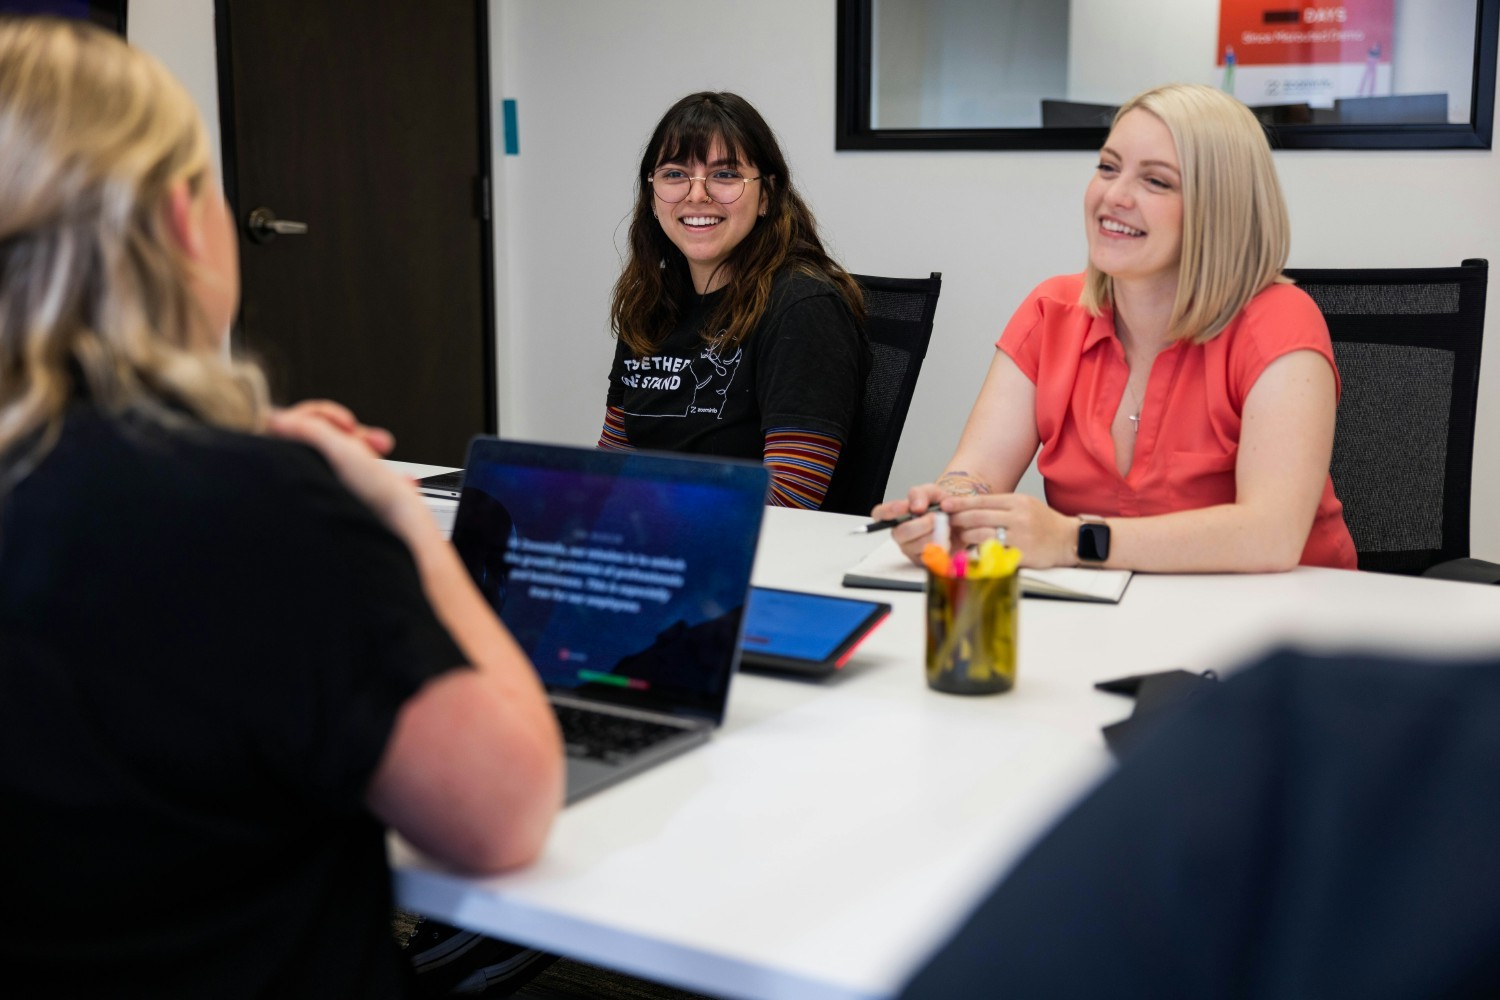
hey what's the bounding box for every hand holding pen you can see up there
[864,479,991,565]
[854,506,950,560]
[850,513,916,534]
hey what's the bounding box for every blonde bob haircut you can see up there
[0,17,266,484]
[1080,83,1291,344]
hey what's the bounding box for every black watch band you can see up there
[1076,514,1110,565]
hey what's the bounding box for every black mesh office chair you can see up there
[1284,259,1499,582]
[822,272,942,516]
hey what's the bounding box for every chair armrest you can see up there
[1422,558,1500,585]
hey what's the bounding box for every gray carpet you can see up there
[393,911,726,999]
[513,957,725,1000]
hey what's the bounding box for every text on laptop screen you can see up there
[450,442,766,721]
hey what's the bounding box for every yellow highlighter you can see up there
[973,538,1021,577]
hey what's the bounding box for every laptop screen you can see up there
[450,439,768,723]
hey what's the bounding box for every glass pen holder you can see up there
[924,567,1018,695]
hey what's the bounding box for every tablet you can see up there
[739,587,891,677]
[416,470,465,499]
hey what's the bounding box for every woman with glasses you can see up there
[600,91,869,511]
[0,19,562,996]
[875,83,1355,572]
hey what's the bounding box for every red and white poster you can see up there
[1217,1,1395,107]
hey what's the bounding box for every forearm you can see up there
[941,491,1317,573]
[598,405,633,451]
[1084,502,1311,574]
[764,427,840,509]
[936,467,995,497]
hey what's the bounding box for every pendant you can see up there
[1128,413,1140,433]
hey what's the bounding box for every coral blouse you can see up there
[998,274,1356,569]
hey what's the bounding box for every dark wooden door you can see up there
[217,0,493,466]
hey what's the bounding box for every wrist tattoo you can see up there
[937,471,992,497]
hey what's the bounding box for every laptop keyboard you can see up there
[552,703,688,764]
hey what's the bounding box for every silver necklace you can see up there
[1126,379,1144,434]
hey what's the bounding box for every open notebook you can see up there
[843,537,1132,604]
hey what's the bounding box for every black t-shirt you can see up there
[0,406,465,998]
[606,272,868,462]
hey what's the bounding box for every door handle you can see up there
[247,207,309,244]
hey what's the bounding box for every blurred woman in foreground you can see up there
[0,18,561,996]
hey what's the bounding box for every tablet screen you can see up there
[741,587,889,668]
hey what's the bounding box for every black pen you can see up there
[849,513,916,534]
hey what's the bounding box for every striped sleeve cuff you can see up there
[764,427,842,510]
[598,405,634,451]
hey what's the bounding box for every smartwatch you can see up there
[1076,514,1111,566]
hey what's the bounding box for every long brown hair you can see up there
[0,18,267,488]
[610,92,863,355]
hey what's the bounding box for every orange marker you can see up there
[921,543,951,577]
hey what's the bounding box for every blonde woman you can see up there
[0,18,561,995]
[877,83,1355,572]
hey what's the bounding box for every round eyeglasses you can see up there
[648,167,762,205]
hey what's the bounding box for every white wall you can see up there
[129,0,1500,562]
[127,0,220,172]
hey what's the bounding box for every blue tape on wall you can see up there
[503,99,519,155]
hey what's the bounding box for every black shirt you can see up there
[0,406,465,998]
[606,271,868,460]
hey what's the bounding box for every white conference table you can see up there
[387,462,1500,1000]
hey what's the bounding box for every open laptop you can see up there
[449,438,769,804]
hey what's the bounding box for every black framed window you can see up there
[837,0,1498,151]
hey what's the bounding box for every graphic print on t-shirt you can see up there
[620,337,742,421]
